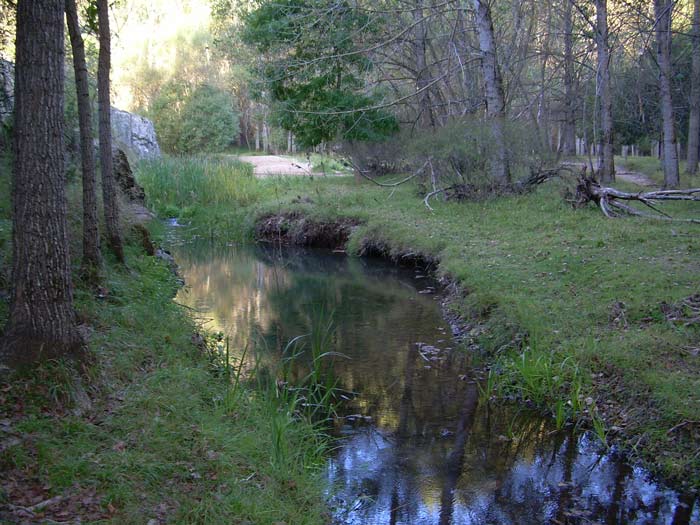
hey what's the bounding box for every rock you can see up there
[0,59,13,129]
[110,107,161,160]
[113,148,145,203]
[0,60,160,161]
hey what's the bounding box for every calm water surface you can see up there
[170,239,698,525]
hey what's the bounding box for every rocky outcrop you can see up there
[0,59,160,161]
[113,148,146,203]
[110,107,161,160]
[0,59,14,129]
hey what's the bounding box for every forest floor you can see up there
[135,154,700,492]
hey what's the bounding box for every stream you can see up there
[169,238,698,525]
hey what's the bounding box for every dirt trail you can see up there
[615,168,656,187]
[237,155,318,177]
[562,161,657,188]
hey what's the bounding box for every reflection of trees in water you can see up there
[172,240,697,525]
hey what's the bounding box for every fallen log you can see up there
[568,171,700,223]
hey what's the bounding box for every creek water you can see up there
[169,238,698,525]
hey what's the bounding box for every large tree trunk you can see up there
[473,0,509,184]
[561,0,576,156]
[66,0,101,279]
[1,0,83,365]
[595,0,615,182]
[687,0,700,176]
[655,0,680,188]
[97,0,124,262]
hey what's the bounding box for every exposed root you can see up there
[567,169,700,223]
[255,212,360,250]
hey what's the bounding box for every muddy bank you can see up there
[255,212,361,250]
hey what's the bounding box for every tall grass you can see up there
[490,339,585,429]
[136,156,261,217]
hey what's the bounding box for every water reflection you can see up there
[171,240,698,525]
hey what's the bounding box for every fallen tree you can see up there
[567,171,700,223]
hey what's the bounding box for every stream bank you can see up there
[135,155,699,494]
[168,235,698,523]
[251,208,699,498]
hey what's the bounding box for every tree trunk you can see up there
[655,0,680,188]
[561,0,576,156]
[1,0,83,365]
[65,0,101,280]
[97,0,124,262]
[595,0,615,182]
[413,0,435,129]
[473,0,509,184]
[687,0,700,176]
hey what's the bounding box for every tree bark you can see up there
[65,0,101,279]
[1,0,83,365]
[473,0,509,184]
[561,0,576,156]
[654,0,680,188]
[595,0,615,182]
[413,0,435,129]
[687,0,700,176]
[97,0,124,262]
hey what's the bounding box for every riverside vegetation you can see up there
[136,154,700,490]
[0,154,330,524]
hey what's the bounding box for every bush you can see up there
[407,118,555,190]
[151,82,239,154]
[180,84,239,153]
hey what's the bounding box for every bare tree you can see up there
[654,0,680,188]
[1,0,83,364]
[561,0,577,156]
[66,0,101,279]
[97,0,124,262]
[473,0,509,184]
[595,0,615,182]
[687,0,700,176]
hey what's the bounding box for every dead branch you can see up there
[424,187,450,211]
[348,158,431,187]
[569,172,700,224]
[661,294,700,326]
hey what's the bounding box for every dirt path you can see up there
[237,155,317,177]
[616,168,656,187]
[562,161,657,188]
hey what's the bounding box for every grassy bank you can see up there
[137,155,700,489]
[0,162,329,523]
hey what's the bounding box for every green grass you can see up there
[134,158,700,487]
[303,153,352,175]
[0,155,329,523]
[137,156,260,217]
[0,245,329,524]
[136,156,263,241]
[617,155,700,188]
